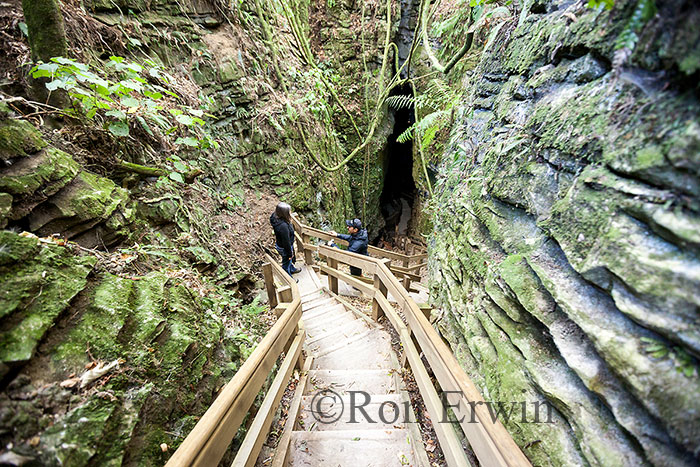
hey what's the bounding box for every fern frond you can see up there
[386,94,414,110]
[415,110,448,133]
[396,123,416,143]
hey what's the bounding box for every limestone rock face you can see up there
[0,119,135,248]
[428,0,700,464]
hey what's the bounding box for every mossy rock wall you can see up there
[0,230,255,465]
[428,0,700,465]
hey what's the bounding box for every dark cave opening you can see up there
[379,85,417,244]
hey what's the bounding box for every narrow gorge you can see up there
[0,0,698,465]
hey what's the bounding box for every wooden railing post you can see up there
[263,263,278,308]
[302,233,314,266]
[371,259,390,321]
[328,257,339,294]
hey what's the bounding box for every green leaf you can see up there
[144,90,163,100]
[31,62,59,78]
[18,22,28,37]
[86,108,98,119]
[127,62,144,73]
[651,349,669,359]
[148,67,162,79]
[176,114,194,126]
[173,160,188,171]
[187,108,204,117]
[128,37,143,47]
[169,171,185,183]
[121,96,140,108]
[136,115,153,136]
[108,121,130,137]
[106,109,127,119]
[169,109,183,116]
[109,56,125,63]
[175,137,199,147]
[45,79,65,91]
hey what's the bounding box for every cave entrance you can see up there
[379,85,416,245]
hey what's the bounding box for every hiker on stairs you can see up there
[328,218,369,276]
[270,202,301,276]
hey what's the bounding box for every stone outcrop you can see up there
[428,0,700,464]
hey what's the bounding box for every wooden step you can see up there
[301,297,337,312]
[302,303,346,320]
[306,320,370,346]
[312,341,394,370]
[303,310,359,334]
[305,369,398,395]
[300,288,328,302]
[287,429,420,467]
[298,394,408,431]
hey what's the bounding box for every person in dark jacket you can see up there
[329,218,369,276]
[270,202,301,276]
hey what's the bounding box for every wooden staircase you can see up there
[271,265,429,466]
[167,217,531,467]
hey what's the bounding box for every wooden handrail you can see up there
[314,244,531,467]
[290,213,427,266]
[166,255,303,466]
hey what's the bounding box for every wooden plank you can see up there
[407,262,428,272]
[400,327,470,467]
[278,285,293,304]
[166,302,302,466]
[402,301,530,467]
[371,259,390,321]
[319,264,374,296]
[298,225,349,246]
[302,233,314,266]
[374,261,530,467]
[271,356,314,467]
[273,303,289,319]
[318,245,376,276]
[390,265,422,281]
[262,263,278,309]
[374,292,404,333]
[231,330,305,467]
[367,245,411,262]
[327,257,339,295]
[265,253,300,299]
[294,231,305,255]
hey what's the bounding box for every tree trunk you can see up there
[21,0,68,105]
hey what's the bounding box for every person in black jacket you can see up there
[328,218,369,276]
[270,202,301,276]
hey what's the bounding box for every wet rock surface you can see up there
[429,0,700,464]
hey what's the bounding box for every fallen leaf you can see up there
[60,378,80,389]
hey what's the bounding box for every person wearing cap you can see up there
[328,218,369,276]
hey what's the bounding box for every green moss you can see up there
[0,192,11,227]
[54,273,134,367]
[635,145,665,169]
[0,147,80,195]
[0,119,47,161]
[0,232,95,372]
[41,397,116,465]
